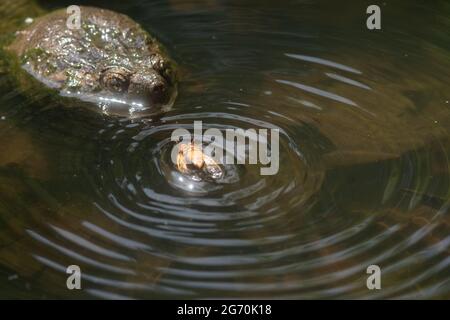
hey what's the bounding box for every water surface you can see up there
[0,0,449,299]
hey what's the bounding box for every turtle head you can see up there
[97,53,177,116]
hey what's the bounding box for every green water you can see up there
[0,0,449,299]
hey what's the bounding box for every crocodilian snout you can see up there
[128,70,172,107]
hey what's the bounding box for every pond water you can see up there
[0,0,449,299]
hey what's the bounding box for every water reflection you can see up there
[0,0,449,299]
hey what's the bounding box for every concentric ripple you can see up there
[0,0,449,299]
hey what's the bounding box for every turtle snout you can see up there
[128,70,170,106]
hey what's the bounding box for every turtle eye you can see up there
[100,67,131,93]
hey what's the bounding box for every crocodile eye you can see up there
[100,67,131,93]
